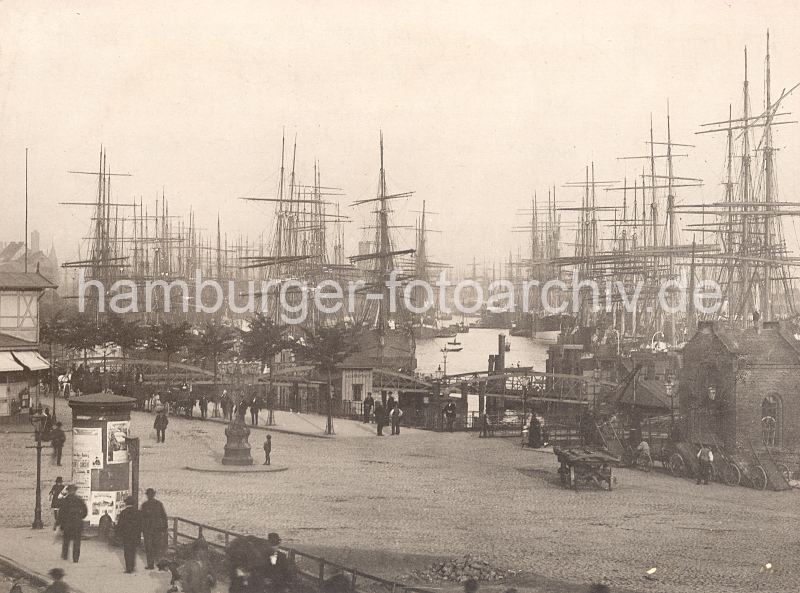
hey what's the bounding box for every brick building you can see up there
[678,320,800,453]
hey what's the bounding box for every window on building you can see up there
[352,384,363,402]
[761,395,781,447]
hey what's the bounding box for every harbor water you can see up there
[415,328,551,377]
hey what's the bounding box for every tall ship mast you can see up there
[348,133,416,369]
[690,34,800,326]
[240,133,350,327]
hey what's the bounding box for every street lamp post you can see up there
[611,328,620,356]
[326,367,334,436]
[267,388,275,426]
[29,411,46,529]
[651,331,664,351]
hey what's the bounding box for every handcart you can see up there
[554,446,619,490]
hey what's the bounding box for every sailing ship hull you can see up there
[535,313,574,339]
[476,310,513,330]
[412,325,438,340]
[533,330,561,342]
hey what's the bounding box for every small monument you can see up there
[222,402,253,466]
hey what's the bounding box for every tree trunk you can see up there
[326,368,334,435]
[267,359,275,425]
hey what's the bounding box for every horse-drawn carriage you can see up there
[159,386,196,417]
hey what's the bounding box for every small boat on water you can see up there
[444,346,463,352]
[448,338,461,346]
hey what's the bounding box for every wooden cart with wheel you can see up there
[554,447,619,490]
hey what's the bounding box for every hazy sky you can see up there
[2,0,800,273]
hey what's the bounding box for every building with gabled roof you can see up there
[0,270,57,419]
[678,320,800,453]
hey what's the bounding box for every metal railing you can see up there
[169,516,435,593]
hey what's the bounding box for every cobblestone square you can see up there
[2,400,798,593]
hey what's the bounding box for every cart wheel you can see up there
[721,462,741,486]
[568,465,576,489]
[750,466,768,491]
[777,463,791,482]
[668,453,686,478]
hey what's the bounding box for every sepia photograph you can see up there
[1,1,799,592]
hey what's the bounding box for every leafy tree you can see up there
[40,310,68,349]
[101,314,143,374]
[240,313,289,415]
[62,315,104,365]
[39,310,69,394]
[193,321,237,384]
[292,324,359,435]
[148,321,192,387]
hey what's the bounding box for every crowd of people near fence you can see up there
[43,477,305,593]
[53,364,146,399]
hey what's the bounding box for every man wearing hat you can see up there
[58,485,87,563]
[48,476,65,529]
[116,496,142,573]
[44,568,68,593]
[262,532,293,592]
[141,488,168,569]
[50,422,66,466]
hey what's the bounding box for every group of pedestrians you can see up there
[116,487,170,573]
[48,480,169,574]
[361,393,404,436]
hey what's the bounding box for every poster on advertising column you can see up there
[89,491,115,524]
[72,427,103,501]
[106,420,130,464]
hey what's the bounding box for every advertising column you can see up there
[69,393,136,525]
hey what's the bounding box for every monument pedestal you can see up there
[222,420,253,466]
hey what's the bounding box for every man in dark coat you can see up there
[199,396,208,420]
[159,539,214,593]
[443,401,457,432]
[250,397,261,426]
[261,532,293,593]
[154,411,169,443]
[527,415,542,448]
[237,399,248,423]
[263,435,272,466]
[140,488,168,569]
[374,403,386,436]
[49,476,65,528]
[43,568,68,593]
[58,485,87,562]
[362,393,374,423]
[50,422,66,466]
[42,407,53,438]
[116,496,142,573]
